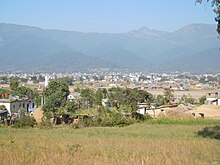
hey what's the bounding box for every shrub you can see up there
[13,115,36,128]
[198,126,220,140]
[83,108,136,127]
[39,112,53,128]
[132,112,152,121]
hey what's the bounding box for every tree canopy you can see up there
[43,80,70,112]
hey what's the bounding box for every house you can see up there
[67,92,81,101]
[137,103,150,115]
[206,92,220,105]
[0,96,36,115]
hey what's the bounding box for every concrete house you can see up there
[0,96,36,115]
[206,92,220,106]
[137,103,150,115]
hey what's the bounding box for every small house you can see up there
[137,103,150,115]
[0,96,37,115]
[206,92,220,105]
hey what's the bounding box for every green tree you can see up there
[102,88,108,98]
[55,107,67,116]
[65,100,76,113]
[107,87,124,108]
[123,88,139,113]
[136,89,154,104]
[179,94,196,104]
[95,88,104,106]
[80,88,95,108]
[59,77,73,85]
[155,94,166,106]
[199,95,207,104]
[12,86,41,106]
[107,88,154,112]
[43,80,70,112]
[0,88,9,99]
[163,88,174,105]
[9,80,19,91]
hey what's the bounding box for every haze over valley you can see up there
[0,23,219,73]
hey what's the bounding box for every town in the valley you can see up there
[1,70,220,126]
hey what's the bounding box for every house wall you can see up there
[10,101,28,114]
[0,101,28,115]
[138,108,146,115]
[0,102,11,114]
[28,101,37,112]
[206,97,220,105]
[206,98,217,102]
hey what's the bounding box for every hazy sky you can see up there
[0,0,216,33]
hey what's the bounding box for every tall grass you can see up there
[145,118,220,125]
[0,123,220,164]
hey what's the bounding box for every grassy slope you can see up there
[0,122,220,165]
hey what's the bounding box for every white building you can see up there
[67,93,81,101]
[206,92,220,105]
[45,75,49,88]
[0,96,37,115]
[137,103,150,115]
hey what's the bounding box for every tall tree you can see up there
[9,80,19,91]
[163,88,174,105]
[43,80,70,112]
[95,88,104,106]
[80,88,95,108]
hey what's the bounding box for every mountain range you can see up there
[0,23,219,73]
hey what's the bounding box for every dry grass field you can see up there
[147,88,220,100]
[0,120,220,165]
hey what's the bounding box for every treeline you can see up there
[1,80,207,128]
[42,80,155,114]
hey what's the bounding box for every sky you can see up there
[0,0,216,33]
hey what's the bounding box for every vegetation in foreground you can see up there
[0,120,220,165]
[198,125,220,140]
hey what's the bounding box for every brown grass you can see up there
[147,88,220,99]
[0,123,220,165]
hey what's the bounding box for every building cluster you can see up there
[0,71,220,91]
[0,71,220,121]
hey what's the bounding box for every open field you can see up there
[147,88,220,100]
[0,120,220,165]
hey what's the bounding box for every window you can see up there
[13,104,16,109]
[23,103,25,108]
[19,103,21,108]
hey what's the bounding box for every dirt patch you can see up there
[191,105,220,119]
[157,104,194,119]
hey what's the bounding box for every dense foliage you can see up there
[12,109,36,128]
[43,80,70,113]
[81,107,148,127]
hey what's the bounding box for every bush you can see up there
[198,126,220,140]
[39,112,53,128]
[132,112,152,121]
[83,108,135,127]
[12,115,36,128]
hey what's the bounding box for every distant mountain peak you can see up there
[128,26,167,38]
[0,23,219,72]
[174,23,216,35]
